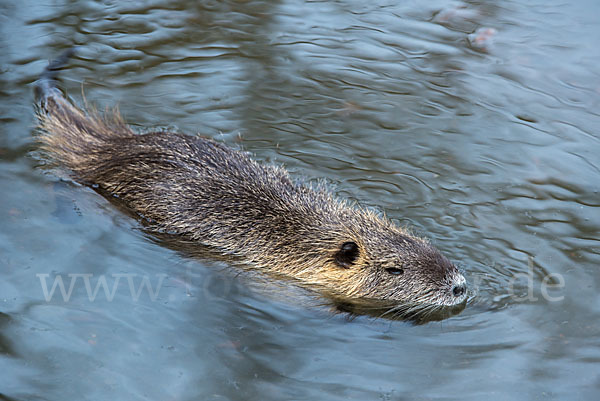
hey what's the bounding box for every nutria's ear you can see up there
[335,241,359,268]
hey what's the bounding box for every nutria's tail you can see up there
[35,49,134,181]
[35,48,77,110]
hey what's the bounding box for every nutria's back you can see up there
[35,50,468,312]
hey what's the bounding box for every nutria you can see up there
[35,50,468,313]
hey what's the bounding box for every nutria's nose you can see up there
[452,283,466,297]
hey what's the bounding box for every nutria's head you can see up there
[298,210,468,311]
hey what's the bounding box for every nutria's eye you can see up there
[335,241,359,268]
[385,267,404,275]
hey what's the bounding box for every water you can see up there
[1,0,599,399]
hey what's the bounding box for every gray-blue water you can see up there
[1,0,599,399]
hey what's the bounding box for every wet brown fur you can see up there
[35,52,467,308]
